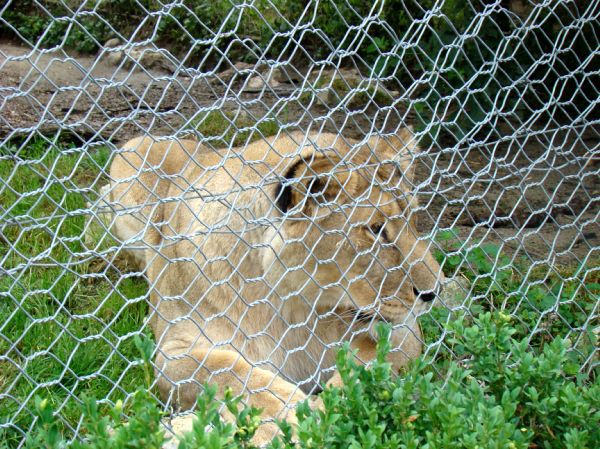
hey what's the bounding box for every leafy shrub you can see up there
[1,1,111,53]
[373,0,598,141]
[22,314,599,449]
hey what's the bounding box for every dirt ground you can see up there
[1,40,598,265]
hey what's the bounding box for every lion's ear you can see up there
[367,126,419,183]
[275,154,352,214]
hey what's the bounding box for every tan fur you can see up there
[107,129,444,443]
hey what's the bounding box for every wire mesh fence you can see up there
[0,0,598,447]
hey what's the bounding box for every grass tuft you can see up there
[188,110,280,148]
[298,73,395,110]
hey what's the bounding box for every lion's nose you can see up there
[413,287,435,302]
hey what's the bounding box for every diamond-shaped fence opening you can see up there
[0,0,598,447]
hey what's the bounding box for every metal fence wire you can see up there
[0,0,598,446]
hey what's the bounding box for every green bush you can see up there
[424,230,599,367]
[371,0,597,141]
[1,1,111,53]
[22,314,599,449]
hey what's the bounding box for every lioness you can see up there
[106,127,444,441]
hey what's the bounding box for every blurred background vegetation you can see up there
[1,0,597,141]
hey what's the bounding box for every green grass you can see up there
[298,73,395,110]
[420,229,599,374]
[188,110,280,148]
[0,116,285,445]
[0,138,149,447]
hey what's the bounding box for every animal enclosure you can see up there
[0,1,598,447]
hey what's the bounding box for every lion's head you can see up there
[263,128,444,327]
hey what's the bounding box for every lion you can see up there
[105,127,444,442]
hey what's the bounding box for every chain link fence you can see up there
[0,0,598,446]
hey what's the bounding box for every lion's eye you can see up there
[369,223,389,242]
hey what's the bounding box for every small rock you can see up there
[105,50,124,66]
[439,276,470,309]
[268,75,281,88]
[104,38,121,49]
[217,61,255,81]
[101,38,124,66]
[234,61,255,72]
[123,46,177,73]
[274,65,303,84]
[339,67,362,83]
[247,75,265,90]
[245,74,281,91]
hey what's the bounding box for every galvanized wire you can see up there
[0,0,598,446]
